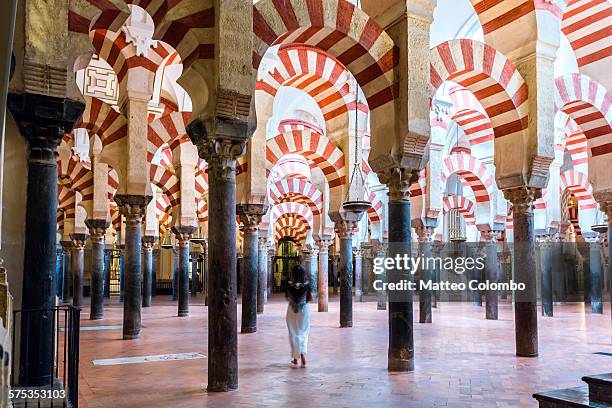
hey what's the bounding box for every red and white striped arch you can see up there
[266,129,346,189]
[562,117,589,167]
[257,45,355,123]
[196,196,208,224]
[442,195,476,226]
[431,39,528,142]
[76,97,127,147]
[274,214,309,243]
[561,0,612,88]
[58,157,95,217]
[109,201,121,233]
[150,163,180,209]
[446,85,494,147]
[147,111,191,161]
[364,188,383,224]
[252,0,398,112]
[195,159,209,197]
[268,178,323,216]
[560,170,597,210]
[271,202,314,230]
[556,73,612,158]
[440,153,494,203]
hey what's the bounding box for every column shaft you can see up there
[90,236,105,319]
[418,239,432,324]
[61,244,72,303]
[178,241,191,316]
[589,240,603,314]
[70,236,86,307]
[485,240,498,320]
[142,239,154,308]
[540,240,553,317]
[317,242,330,312]
[354,251,363,303]
[258,240,267,305]
[241,230,258,332]
[339,236,353,327]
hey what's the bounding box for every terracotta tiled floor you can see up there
[76,295,612,408]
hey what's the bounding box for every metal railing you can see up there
[10,305,80,407]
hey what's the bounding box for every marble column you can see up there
[374,242,387,310]
[602,204,612,323]
[309,248,319,301]
[353,248,363,303]
[86,220,109,320]
[382,168,414,372]
[201,242,208,306]
[142,236,156,308]
[152,248,160,297]
[267,246,275,296]
[316,238,332,312]
[361,245,372,299]
[191,252,198,296]
[504,187,539,357]
[257,236,270,306]
[588,236,603,314]
[8,92,84,386]
[332,254,339,295]
[173,227,195,317]
[415,226,434,324]
[61,241,73,303]
[115,195,151,340]
[481,230,499,320]
[70,233,88,307]
[539,235,553,317]
[335,220,360,328]
[237,204,266,333]
[189,134,245,392]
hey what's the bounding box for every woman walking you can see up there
[286,264,312,367]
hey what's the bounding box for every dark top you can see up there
[286,280,312,313]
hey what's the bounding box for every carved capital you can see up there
[335,220,359,240]
[315,237,333,252]
[86,219,110,243]
[115,194,152,225]
[172,226,197,246]
[237,203,268,233]
[70,233,89,250]
[258,236,269,250]
[142,235,158,250]
[378,167,418,202]
[353,248,363,259]
[600,202,612,221]
[503,186,540,214]
[415,226,435,243]
[204,138,246,181]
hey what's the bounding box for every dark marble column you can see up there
[70,234,88,307]
[482,231,499,320]
[258,235,269,307]
[187,124,246,392]
[588,237,603,314]
[504,187,539,357]
[8,92,84,386]
[237,204,266,333]
[335,220,360,328]
[415,226,434,324]
[152,248,160,297]
[381,168,414,372]
[191,252,198,296]
[104,249,112,298]
[353,248,363,302]
[602,204,612,323]
[201,242,208,306]
[332,253,339,295]
[173,227,195,317]
[309,248,318,301]
[61,241,73,303]
[267,246,275,297]
[86,220,109,320]
[172,246,179,301]
[142,236,157,308]
[374,242,387,310]
[539,235,553,317]
[316,238,332,312]
[115,195,151,340]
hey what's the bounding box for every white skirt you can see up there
[286,303,310,360]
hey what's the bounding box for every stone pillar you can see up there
[539,235,553,317]
[142,236,156,308]
[381,168,414,372]
[602,204,612,323]
[189,135,245,392]
[481,230,499,320]
[236,204,266,333]
[86,220,109,320]
[70,233,88,307]
[172,246,179,301]
[335,220,360,328]
[191,252,199,296]
[115,195,151,340]
[258,236,268,305]
[267,245,275,297]
[374,243,388,310]
[504,187,539,357]
[152,248,160,297]
[588,236,603,314]
[353,248,363,303]
[173,227,195,317]
[316,238,332,312]
[309,247,318,301]
[201,241,208,306]
[332,253,339,295]
[415,226,434,324]
[8,92,84,386]
[61,241,73,303]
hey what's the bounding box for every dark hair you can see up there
[291,264,307,283]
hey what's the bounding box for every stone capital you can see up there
[353,247,363,259]
[7,93,84,163]
[503,186,541,214]
[414,226,435,243]
[60,240,73,251]
[315,237,333,252]
[85,219,110,243]
[115,194,152,225]
[70,233,89,250]
[172,226,197,246]
[334,220,359,240]
[600,202,612,220]
[378,167,418,202]
[258,236,268,250]
[237,203,268,233]
[142,235,158,250]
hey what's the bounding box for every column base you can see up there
[207,384,239,393]
[388,357,414,372]
[377,304,386,310]
[256,309,263,315]
[143,303,152,308]
[485,314,498,321]
[516,352,539,358]
[90,314,104,320]
[123,333,140,340]
[340,321,352,328]
[178,310,189,317]
[241,326,256,334]
[318,306,328,312]
[591,301,603,314]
